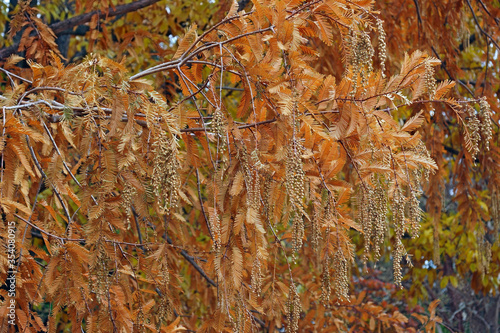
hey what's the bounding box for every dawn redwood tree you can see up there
[0,0,498,332]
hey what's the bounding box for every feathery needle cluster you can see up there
[393,240,404,287]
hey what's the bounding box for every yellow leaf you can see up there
[449,276,458,288]
[440,276,448,289]
[369,316,376,331]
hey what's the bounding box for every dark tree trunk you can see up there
[55,0,74,60]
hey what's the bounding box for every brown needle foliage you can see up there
[0,0,497,332]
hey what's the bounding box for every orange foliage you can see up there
[0,0,498,332]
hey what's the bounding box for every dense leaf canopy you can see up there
[0,0,499,332]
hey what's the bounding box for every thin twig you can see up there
[0,67,33,84]
[465,0,500,51]
[431,46,475,98]
[131,206,146,253]
[196,169,213,240]
[14,214,83,242]
[166,236,217,287]
[25,135,73,227]
[339,140,368,191]
[41,120,81,187]
[177,66,216,168]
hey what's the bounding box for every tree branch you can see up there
[195,169,213,240]
[131,206,146,253]
[0,0,161,60]
[14,214,84,242]
[465,0,500,51]
[166,235,217,287]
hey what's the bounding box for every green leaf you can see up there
[449,276,458,288]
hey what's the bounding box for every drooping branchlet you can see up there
[478,97,493,150]
[212,107,227,150]
[477,229,492,277]
[376,18,387,77]
[491,187,500,244]
[465,106,481,160]
[209,208,222,252]
[251,256,263,297]
[393,240,404,287]
[345,27,375,94]
[286,282,301,333]
[239,145,261,209]
[232,296,247,333]
[311,203,322,254]
[392,186,406,286]
[89,242,112,303]
[156,266,173,327]
[332,250,349,301]
[415,141,432,183]
[320,254,332,305]
[152,132,180,212]
[285,142,306,209]
[358,178,388,263]
[121,180,136,230]
[424,60,437,98]
[291,211,304,254]
[407,188,422,238]
[286,142,306,254]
